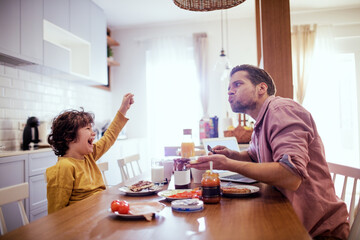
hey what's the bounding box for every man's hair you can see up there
[230,64,276,95]
[48,108,94,156]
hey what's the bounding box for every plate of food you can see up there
[221,185,260,197]
[119,180,163,196]
[158,188,202,201]
[109,200,165,221]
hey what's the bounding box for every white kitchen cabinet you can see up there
[90,3,108,85]
[70,0,91,42]
[43,41,71,74]
[0,150,56,232]
[0,0,21,57]
[20,0,43,64]
[0,0,43,64]
[43,0,70,31]
[0,154,28,233]
[27,151,57,222]
[0,0,107,85]
[44,0,91,41]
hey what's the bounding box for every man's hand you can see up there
[212,145,235,158]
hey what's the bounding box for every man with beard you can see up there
[190,64,349,239]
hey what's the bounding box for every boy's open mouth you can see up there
[88,138,94,145]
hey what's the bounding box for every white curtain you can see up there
[303,25,359,167]
[291,24,317,104]
[146,36,202,158]
[193,33,209,118]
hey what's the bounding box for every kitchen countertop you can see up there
[0,147,53,158]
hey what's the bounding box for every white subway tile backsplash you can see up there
[12,99,25,109]
[0,67,112,150]
[0,98,11,108]
[28,72,42,83]
[42,94,61,104]
[18,69,30,81]
[0,76,11,87]
[0,120,17,129]
[4,66,18,78]
[5,109,21,119]
[12,79,24,89]
[44,85,58,95]
[4,88,18,98]
[21,91,42,101]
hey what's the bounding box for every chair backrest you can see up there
[117,154,142,182]
[0,182,29,235]
[327,162,360,227]
[97,161,109,187]
[349,207,360,240]
[164,146,180,156]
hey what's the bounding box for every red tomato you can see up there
[111,200,129,214]
[111,200,121,213]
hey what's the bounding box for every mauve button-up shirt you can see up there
[248,96,349,239]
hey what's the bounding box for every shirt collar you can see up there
[254,95,275,128]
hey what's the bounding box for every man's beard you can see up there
[230,100,256,113]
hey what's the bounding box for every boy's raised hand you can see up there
[119,93,134,116]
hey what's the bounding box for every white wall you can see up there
[0,64,112,150]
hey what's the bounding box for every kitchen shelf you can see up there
[107,58,120,66]
[107,36,119,47]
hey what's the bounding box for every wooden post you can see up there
[255,0,293,99]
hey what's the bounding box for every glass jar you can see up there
[181,129,195,158]
[201,170,221,204]
[173,158,191,189]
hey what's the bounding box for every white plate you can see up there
[110,210,149,219]
[221,185,260,197]
[119,185,163,196]
[109,201,165,221]
[157,189,201,201]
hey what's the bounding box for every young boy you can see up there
[46,93,134,213]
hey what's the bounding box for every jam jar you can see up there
[201,170,221,204]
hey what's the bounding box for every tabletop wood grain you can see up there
[0,173,311,240]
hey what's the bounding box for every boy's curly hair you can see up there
[48,108,95,156]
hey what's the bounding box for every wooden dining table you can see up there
[0,172,311,240]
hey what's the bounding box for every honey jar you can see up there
[201,170,221,204]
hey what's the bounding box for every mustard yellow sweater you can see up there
[46,112,128,214]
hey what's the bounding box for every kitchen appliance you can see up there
[38,121,49,144]
[22,117,40,150]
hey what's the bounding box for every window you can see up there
[303,26,359,167]
[145,36,202,158]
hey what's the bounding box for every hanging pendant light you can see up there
[173,0,246,11]
[214,10,231,81]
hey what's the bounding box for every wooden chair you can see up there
[117,154,142,182]
[0,182,29,235]
[97,162,109,187]
[349,208,360,240]
[327,162,360,227]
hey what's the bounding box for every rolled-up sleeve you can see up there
[265,105,315,180]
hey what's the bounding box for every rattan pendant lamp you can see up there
[173,0,246,11]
